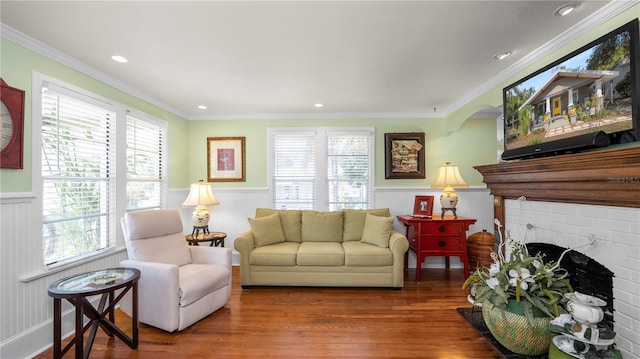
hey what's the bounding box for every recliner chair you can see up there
[119,209,231,332]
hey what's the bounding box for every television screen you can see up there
[502,19,639,160]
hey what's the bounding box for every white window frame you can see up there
[268,127,375,211]
[33,72,168,270]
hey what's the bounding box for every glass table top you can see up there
[50,268,138,294]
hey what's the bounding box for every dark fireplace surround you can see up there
[527,243,614,329]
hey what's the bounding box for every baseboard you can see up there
[0,298,101,359]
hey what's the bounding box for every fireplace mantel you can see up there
[474,146,640,208]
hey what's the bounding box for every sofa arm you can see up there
[388,230,409,288]
[233,230,255,286]
[119,259,181,332]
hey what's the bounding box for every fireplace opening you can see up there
[526,242,615,330]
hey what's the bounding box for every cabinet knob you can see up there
[438,241,446,247]
[438,225,446,232]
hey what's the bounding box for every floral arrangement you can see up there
[463,222,573,325]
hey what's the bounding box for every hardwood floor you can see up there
[35,267,503,359]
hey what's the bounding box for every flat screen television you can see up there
[502,19,639,161]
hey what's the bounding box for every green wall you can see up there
[186,117,496,189]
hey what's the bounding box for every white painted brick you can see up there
[505,200,640,359]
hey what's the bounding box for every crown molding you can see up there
[1,23,188,119]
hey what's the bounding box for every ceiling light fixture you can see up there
[554,3,579,16]
[314,103,324,108]
[197,105,207,110]
[111,55,128,63]
[493,51,512,60]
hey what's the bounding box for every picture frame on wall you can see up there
[207,137,246,182]
[384,132,425,179]
[413,195,434,218]
[0,79,25,169]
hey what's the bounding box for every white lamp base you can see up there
[440,186,458,219]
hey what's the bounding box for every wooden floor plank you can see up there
[34,266,503,358]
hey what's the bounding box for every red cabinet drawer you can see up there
[422,223,464,235]
[422,237,463,251]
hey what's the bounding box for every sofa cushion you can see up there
[250,242,300,266]
[343,208,391,242]
[297,242,345,266]
[301,211,344,242]
[248,213,286,247]
[256,208,302,242]
[343,241,393,267]
[360,213,393,248]
[178,263,230,307]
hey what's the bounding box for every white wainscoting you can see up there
[1,187,493,358]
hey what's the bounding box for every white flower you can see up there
[508,268,535,290]
[486,277,500,289]
[533,259,541,269]
[488,262,501,276]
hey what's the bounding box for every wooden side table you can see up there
[48,267,140,359]
[397,215,476,282]
[185,231,226,247]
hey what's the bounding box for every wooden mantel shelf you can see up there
[474,146,640,208]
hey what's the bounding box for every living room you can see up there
[1,2,639,358]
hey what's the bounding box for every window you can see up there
[270,128,374,211]
[36,74,167,267]
[126,113,167,211]
[41,84,115,266]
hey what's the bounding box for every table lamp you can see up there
[182,180,220,236]
[431,162,468,219]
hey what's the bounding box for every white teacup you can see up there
[567,300,604,324]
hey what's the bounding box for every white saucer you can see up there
[553,336,585,359]
[561,331,614,347]
[565,292,607,307]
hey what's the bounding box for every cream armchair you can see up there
[119,209,231,332]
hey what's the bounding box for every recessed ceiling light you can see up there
[197,105,207,110]
[111,55,128,63]
[554,3,579,16]
[314,103,324,108]
[493,51,512,60]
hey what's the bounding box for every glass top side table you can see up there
[48,267,140,359]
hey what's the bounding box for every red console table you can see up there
[397,215,476,282]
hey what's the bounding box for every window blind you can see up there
[126,115,167,211]
[41,88,115,266]
[271,128,373,211]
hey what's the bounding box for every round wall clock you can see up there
[0,78,25,169]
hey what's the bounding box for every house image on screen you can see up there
[521,68,620,130]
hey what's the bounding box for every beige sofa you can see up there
[234,208,409,289]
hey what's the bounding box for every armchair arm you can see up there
[189,246,232,267]
[119,259,180,332]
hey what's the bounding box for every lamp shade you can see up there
[431,162,467,219]
[182,180,220,207]
[431,162,468,189]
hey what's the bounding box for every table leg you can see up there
[53,298,62,359]
[74,299,84,359]
[132,281,139,348]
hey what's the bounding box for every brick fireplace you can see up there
[475,146,640,359]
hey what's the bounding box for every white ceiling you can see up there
[0,1,633,120]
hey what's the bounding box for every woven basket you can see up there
[482,300,553,356]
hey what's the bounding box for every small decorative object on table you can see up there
[549,292,621,359]
[463,219,573,356]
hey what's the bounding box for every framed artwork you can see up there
[207,137,246,182]
[0,79,25,169]
[413,195,434,217]
[384,132,425,179]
